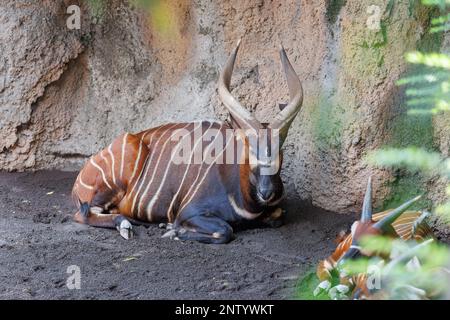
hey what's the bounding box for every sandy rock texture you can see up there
[0,0,448,214]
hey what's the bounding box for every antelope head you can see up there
[339,176,422,263]
[218,40,303,206]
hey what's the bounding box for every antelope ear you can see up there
[278,103,288,111]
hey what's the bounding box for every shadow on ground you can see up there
[0,171,354,299]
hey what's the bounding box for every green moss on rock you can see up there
[380,110,437,211]
[415,3,444,52]
[311,96,347,151]
[389,113,435,150]
[379,173,432,212]
[86,0,107,23]
[326,0,346,25]
[380,0,444,211]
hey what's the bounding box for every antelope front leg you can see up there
[262,207,285,228]
[74,204,133,239]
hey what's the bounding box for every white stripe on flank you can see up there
[129,139,143,184]
[128,129,160,197]
[143,130,154,147]
[108,145,117,186]
[139,123,195,221]
[99,150,115,187]
[166,122,216,220]
[79,174,94,190]
[178,132,233,214]
[130,123,180,218]
[147,122,204,219]
[120,133,128,180]
[228,195,262,220]
[100,151,110,167]
[90,158,112,190]
[133,125,183,216]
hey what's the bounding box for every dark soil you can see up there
[0,171,354,299]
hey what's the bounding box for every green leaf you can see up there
[296,272,330,300]
[405,52,450,69]
[368,147,444,174]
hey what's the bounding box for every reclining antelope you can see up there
[72,40,303,243]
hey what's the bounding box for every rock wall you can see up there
[1,0,448,214]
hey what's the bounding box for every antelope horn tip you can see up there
[361,175,373,222]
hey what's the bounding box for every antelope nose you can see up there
[258,188,274,201]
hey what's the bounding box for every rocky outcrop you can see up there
[0,0,447,215]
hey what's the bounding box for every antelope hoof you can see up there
[263,208,285,228]
[158,223,173,230]
[161,229,177,239]
[117,219,133,240]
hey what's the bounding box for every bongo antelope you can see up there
[72,40,303,243]
[316,177,433,298]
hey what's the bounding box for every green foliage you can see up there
[422,0,450,9]
[343,237,450,299]
[398,53,450,114]
[406,52,450,69]
[430,12,450,32]
[296,272,330,300]
[301,0,450,300]
[369,147,444,173]
[309,236,450,300]
[371,0,450,221]
[359,235,394,255]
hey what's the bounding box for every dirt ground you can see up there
[0,171,356,299]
